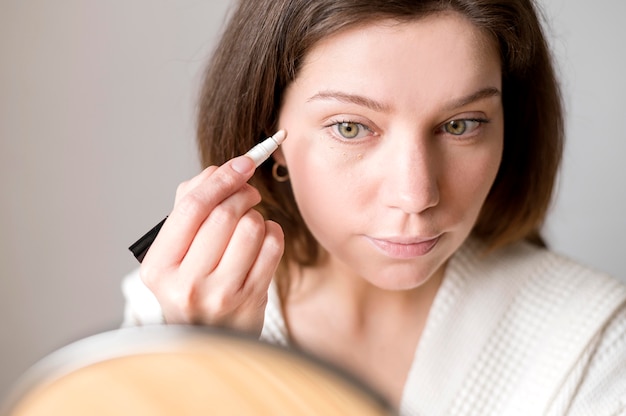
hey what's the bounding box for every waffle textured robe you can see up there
[122,238,626,415]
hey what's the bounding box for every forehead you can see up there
[292,11,501,103]
[306,11,498,63]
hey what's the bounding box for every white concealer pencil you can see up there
[128,129,288,263]
[245,129,287,167]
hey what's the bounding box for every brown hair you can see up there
[196,0,563,271]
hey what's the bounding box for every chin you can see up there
[364,268,439,292]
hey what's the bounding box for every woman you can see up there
[123,0,626,414]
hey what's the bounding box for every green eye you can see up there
[328,120,374,141]
[337,122,361,139]
[442,119,486,136]
[444,120,468,135]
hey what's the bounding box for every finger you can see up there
[208,209,268,293]
[175,165,219,204]
[179,184,262,276]
[205,220,284,330]
[240,220,285,297]
[143,155,256,267]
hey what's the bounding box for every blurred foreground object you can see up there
[2,326,393,415]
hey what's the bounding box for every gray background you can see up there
[1,0,624,398]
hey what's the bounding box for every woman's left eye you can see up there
[331,121,372,140]
[441,119,486,136]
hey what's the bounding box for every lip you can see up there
[366,235,441,259]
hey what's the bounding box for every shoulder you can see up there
[461,238,626,344]
[455,238,626,309]
[412,239,626,413]
[455,239,626,413]
[566,302,626,415]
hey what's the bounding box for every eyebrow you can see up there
[306,87,501,113]
[445,87,501,111]
[307,90,392,113]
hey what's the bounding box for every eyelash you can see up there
[437,118,490,138]
[324,117,491,142]
[324,119,376,142]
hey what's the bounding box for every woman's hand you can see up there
[139,156,285,336]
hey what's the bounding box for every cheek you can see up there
[279,119,365,192]
[447,144,503,215]
[280,135,369,240]
[287,160,348,246]
[284,142,354,210]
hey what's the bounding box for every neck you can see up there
[286,254,445,337]
[283,255,445,407]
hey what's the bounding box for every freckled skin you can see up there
[274,13,503,290]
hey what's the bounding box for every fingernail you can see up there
[231,156,255,174]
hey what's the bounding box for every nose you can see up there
[380,137,440,214]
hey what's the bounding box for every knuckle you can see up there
[211,170,241,196]
[242,184,262,205]
[139,263,161,287]
[201,165,219,177]
[266,220,285,238]
[175,180,191,201]
[175,192,207,219]
[243,209,265,226]
[174,165,236,217]
[207,203,240,226]
[169,284,201,322]
[264,221,286,253]
[238,210,266,238]
[204,289,238,319]
[239,275,268,300]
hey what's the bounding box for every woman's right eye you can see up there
[331,121,372,140]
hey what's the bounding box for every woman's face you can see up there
[276,12,503,290]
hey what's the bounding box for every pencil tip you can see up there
[272,129,287,145]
